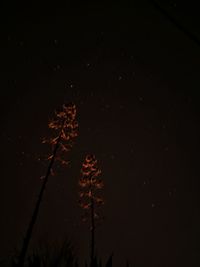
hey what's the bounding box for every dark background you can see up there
[1,1,200,266]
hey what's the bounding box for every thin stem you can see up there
[90,194,95,267]
[18,132,62,266]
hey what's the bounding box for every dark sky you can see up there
[1,1,200,266]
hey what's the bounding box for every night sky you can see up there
[1,1,200,266]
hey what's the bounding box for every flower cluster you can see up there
[79,155,104,222]
[43,103,78,167]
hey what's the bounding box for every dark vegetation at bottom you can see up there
[0,240,123,267]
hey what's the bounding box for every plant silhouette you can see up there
[79,155,104,267]
[17,103,78,266]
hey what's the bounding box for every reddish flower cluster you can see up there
[79,155,104,222]
[43,103,78,167]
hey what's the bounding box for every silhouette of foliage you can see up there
[79,155,104,267]
[17,103,78,266]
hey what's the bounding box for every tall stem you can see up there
[18,133,62,266]
[90,195,95,267]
